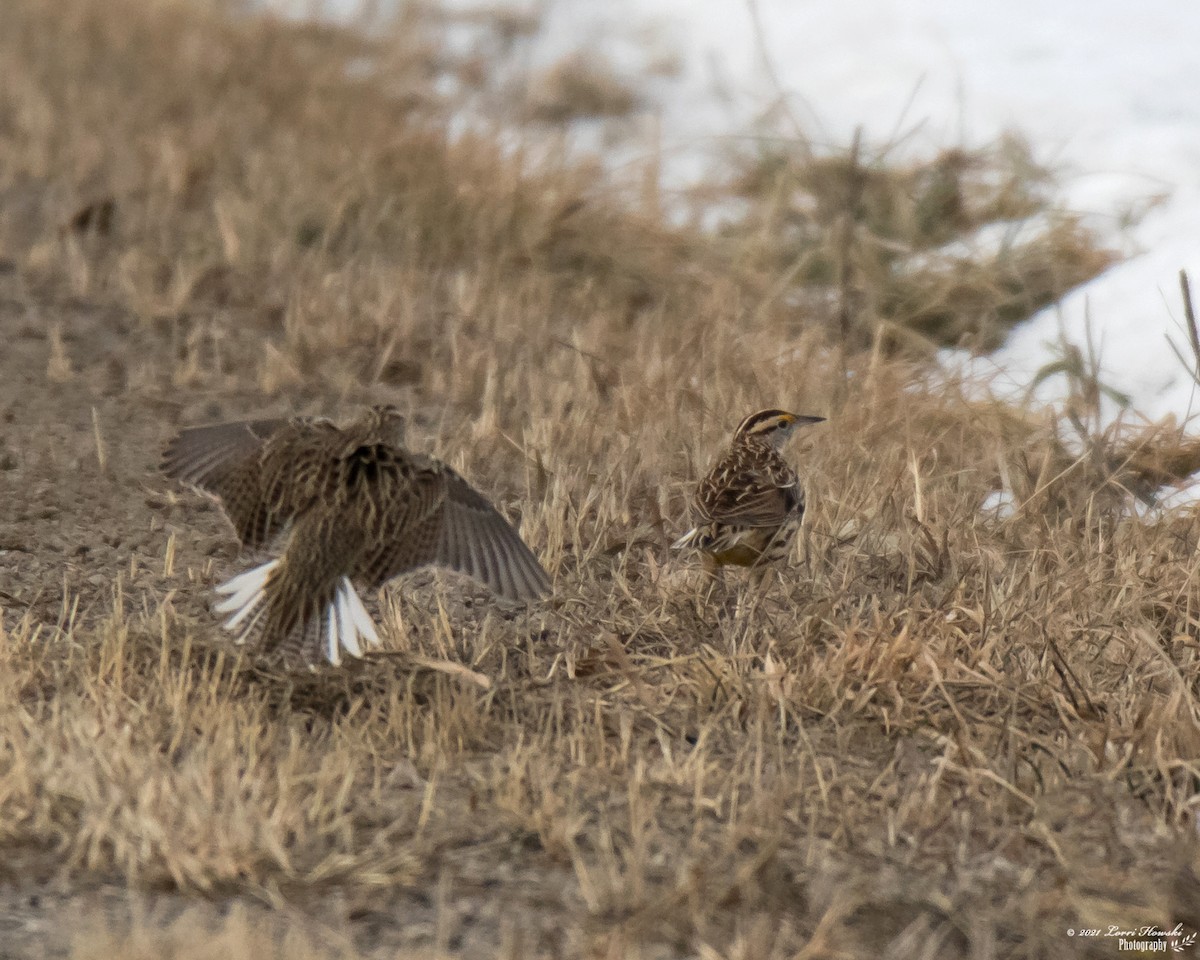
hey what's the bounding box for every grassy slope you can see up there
[1,1,1200,956]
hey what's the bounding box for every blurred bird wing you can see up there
[434,469,551,600]
[161,418,289,489]
[356,464,549,601]
[163,417,320,548]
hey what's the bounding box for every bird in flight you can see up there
[162,406,550,666]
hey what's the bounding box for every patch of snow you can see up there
[274,0,1200,425]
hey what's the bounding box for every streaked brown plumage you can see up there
[673,409,824,568]
[162,406,550,666]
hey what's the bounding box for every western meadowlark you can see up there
[673,408,825,570]
[162,406,550,666]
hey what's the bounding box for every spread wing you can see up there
[167,418,551,602]
[432,469,551,600]
[162,418,287,489]
[696,454,800,528]
[162,417,303,548]
[353,463,550,601]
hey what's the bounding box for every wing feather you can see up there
[700,480,797,527]
[695,445,800,529]
[161,419,288,489]
[440,471,550,599]
[163,417,305,547]
[356,465,549,600]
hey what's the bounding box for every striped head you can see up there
[734,409,825,449]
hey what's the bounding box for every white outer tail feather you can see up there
[325,577,381,666]
[672,528,700,551]
[214,559,278,638]
[674,526,765,553]
[213,561,381,665]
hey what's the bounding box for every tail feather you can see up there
[214,560,279,608]
[329,577,381,663]
[320,578,383,666]
[334,587,359,661]
[672,527,706,551]
[214,559,279,640]
[340,578,381,648]
[325,604,342,666]
[211,561,382,665]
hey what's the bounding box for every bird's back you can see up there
[678,435,804,567]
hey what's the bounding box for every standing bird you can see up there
[161,406,550,667]
[673,409,825,570]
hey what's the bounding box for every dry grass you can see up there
[525,53,640,123]
[719,136,1115,352]
[2,1,1200,958]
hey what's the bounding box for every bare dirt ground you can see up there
[4,2,1200,958]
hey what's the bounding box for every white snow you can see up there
[272,0,1200,425]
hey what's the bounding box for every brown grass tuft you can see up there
[526,53,640,124]
[721,136,1115,352]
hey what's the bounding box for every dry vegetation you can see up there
[3,1,1200,957]
[717,136,1115,353]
